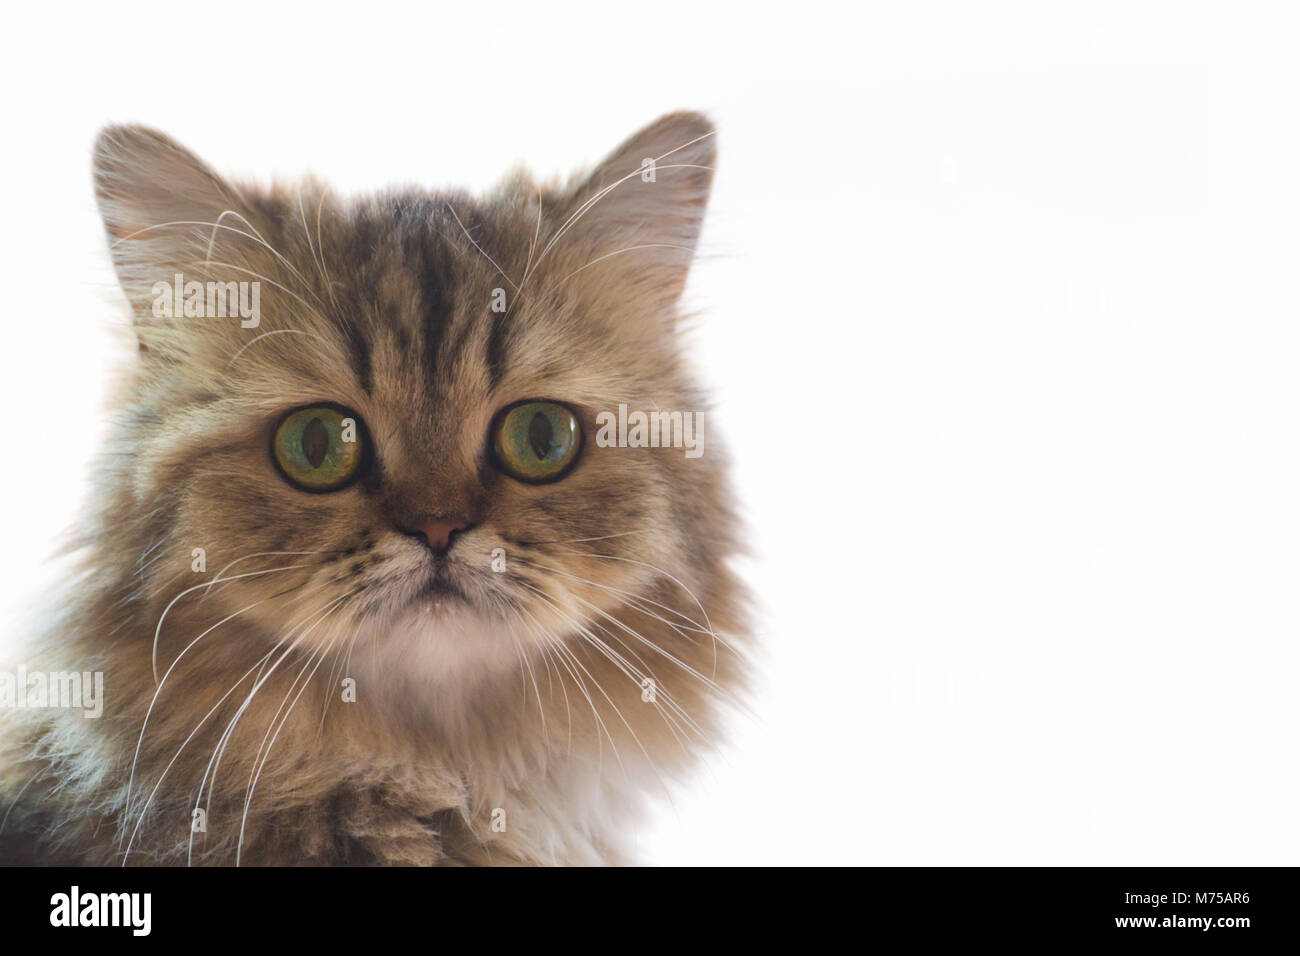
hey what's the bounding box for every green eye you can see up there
[491,400,581,483]
[272,405,366,492]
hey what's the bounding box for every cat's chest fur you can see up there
[1,601,668,866]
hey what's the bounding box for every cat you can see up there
[0,112,749,865]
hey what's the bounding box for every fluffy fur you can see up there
[0,113,748,865]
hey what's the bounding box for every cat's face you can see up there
[94,116,719,687]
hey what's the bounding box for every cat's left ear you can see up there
[92,125,250,324]
[558,111,716,308]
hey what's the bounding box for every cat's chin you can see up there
[409,594,466,621]
[352,557,481,622]
[406,575,472,619]
[349,579,523,693]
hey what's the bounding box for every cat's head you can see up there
[92,114,731,690]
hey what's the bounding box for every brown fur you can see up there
[0,114,748,865]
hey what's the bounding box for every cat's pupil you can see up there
[528,411,554,460]
[301,418,329,469]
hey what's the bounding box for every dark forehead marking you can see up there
[241,193,377,396]
[342,317,375,394]
[387,196,460,386]
[332,209,382,394]
[485,307,509,389]
[446,302,480,374]
[416,194,516,390]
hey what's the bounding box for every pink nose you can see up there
[409,517,469,554]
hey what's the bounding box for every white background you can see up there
[2,2,1298,864]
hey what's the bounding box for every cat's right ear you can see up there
[92,125,247,334]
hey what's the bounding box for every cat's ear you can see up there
[558,111,716,309]
[92,125,249,329]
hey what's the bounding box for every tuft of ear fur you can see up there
[93,124,242,243]
[560,111,716,309]
[91,126,256,353]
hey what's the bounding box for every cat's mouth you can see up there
[412,573,467,603]
[402,554,482,614]
[348,556,478,624]
[397,561,514,634]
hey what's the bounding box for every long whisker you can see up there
[297,191,334,312]
[199,587,350,807]
[225,328,337,370]
[535,243,696,302]
[527,137,715,281]
[200,211,325,308]
[518,554,713,637]
[521,186,543,288]
[187,587,349,864]
[238,620,345,865]
[445,202,519,292]
[151,563,316,685]
[520,599,614,772]
[184,260,334,340]
[0,768,45,837]
[314,191,338,310]
[559,548,736,660]
[516,605,573,758]
[518,582,670,780]
[316,628,361,737]
[126,596,273,828]
[111,218,323,313]
[511,629,549,754]
[121,639,281,864]
[202,550,333,599]
[518,578,703,745]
